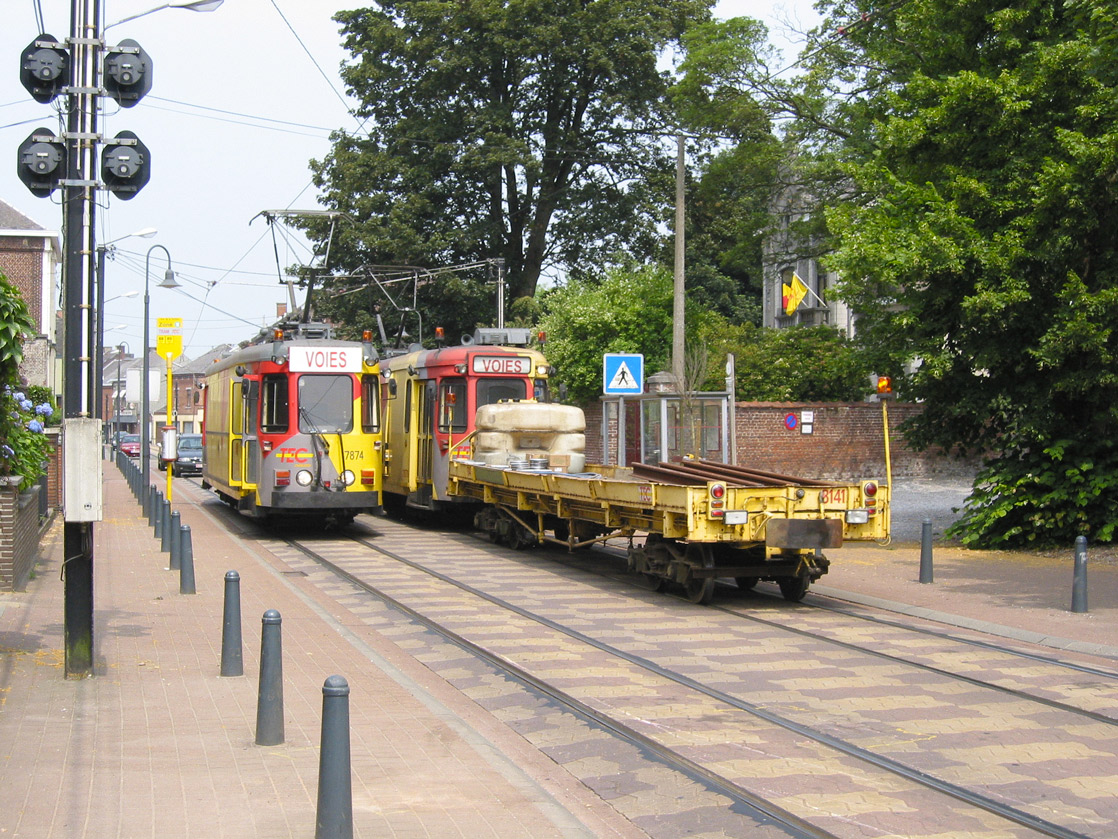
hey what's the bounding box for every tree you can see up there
[788,0,1118,546]
[307,0,715,332]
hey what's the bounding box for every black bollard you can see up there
[168,511,182,569]
[255,609,284,746]
[220,571,243,676]
[1072,535,1088,613]
[919,518,934,584]
[178,526,195,593]
[315,676,353,839]
[147,486,156,526]
[160,500,173,553]
[152,492,164,536]
[143,481,152,519]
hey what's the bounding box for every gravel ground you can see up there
[887,474,974,544]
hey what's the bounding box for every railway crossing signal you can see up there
[102,131,152,199]
[19,34,68,103]
[16,128,67,197]
[103,39,153,108]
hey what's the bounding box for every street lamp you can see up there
[113,342,129,452]
[106,0,225,29]
[96,226,156,430]
[141,245,181,490]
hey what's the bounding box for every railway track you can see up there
[234,511,1118,839]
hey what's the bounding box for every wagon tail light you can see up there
[863,481,878,516]
[707,482,726,519]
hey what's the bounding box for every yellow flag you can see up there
[783,273,809,315]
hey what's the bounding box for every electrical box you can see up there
[63,418,103,522]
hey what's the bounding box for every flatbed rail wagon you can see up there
[449,452,889,604]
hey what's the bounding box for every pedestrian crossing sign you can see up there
[603,353,644,395]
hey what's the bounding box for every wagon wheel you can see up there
[507,523,533,551]
[778,574,810,602]
[683,543,715,605]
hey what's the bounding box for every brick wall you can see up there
[0,239,44,328]
[0,478,40,591]
[584,400,975,481]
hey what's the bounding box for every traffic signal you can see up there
[876,376,893,395]
[103,39,152,107]
[19,34,68,104]
[101,131,151,199]
[16,127,67,197]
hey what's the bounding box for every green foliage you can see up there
[537,264,871,405]
[732,325,873,402]
[308,0,715,332]
[537,264,679,404]
[0,271,47,490]
[790,0,1118,545]
[948,440,1118,548]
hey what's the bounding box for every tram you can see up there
[201,319,383,525]
[380,327,583,514]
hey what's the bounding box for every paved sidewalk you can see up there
[4,463,1117,838]
[0,461,640,839]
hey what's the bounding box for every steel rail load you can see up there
[201,319,383,525]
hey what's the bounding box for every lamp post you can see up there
[142,245,181,490]
[113,342,129,451]
[96,226,156,432]
[106,0,225,29]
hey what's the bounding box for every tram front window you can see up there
[298,375,354,433]
[477,378,526,406]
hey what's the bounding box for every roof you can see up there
[0,197,47,232]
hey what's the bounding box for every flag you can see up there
[783,272,809,315]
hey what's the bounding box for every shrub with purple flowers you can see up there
[0,271,49,491]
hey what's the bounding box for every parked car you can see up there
[119,434,141,458]
[172,434,203,477]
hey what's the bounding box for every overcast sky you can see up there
[0,0,817,360]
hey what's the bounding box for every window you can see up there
[477,378,526,406]
[261,375,289,433]
[298,375,353,433]
[438,378,467,432]
[361,375,380,433]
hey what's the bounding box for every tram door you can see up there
[416,380,435,493]
[230,380,244,487]
[242,378,260,488]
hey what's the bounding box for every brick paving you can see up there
[0,461,639,839]
[3,459,1118,838]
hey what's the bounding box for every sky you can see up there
[0,0,818,361]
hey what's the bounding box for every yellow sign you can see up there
[156,317,183,360]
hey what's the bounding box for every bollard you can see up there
[160,500,173,553]
[919,518,934,584]
[315,676,353,839]
[255,609,284,746]
[1072,535,1088,613]
[220,571,243,676]
[147,485,156,526]
[179,526,196,594]
[168,511,182,569]
[152,492,164,536]
[143,480,152,519]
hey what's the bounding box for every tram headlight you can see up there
[342,470,356,486]
[295,470,313,487]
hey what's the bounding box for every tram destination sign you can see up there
[289,346,363,373]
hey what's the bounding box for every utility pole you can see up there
[18,1,158,678]
[60,0,101,679]
[672,134,685,385]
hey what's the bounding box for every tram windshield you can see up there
[477,378,526,406]
[297,375,353,433]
